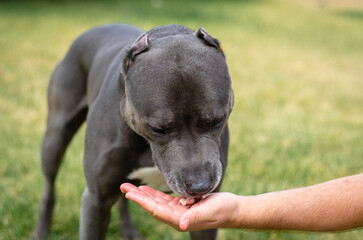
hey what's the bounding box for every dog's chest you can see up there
[127,166,170,192]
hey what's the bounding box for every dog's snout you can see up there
[184,172,213,196]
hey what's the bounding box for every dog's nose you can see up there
[184,174,213,196]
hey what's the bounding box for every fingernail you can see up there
[182,217,189,229]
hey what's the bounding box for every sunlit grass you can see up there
[0,0,362,239]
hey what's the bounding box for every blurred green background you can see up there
[0,0,362,239]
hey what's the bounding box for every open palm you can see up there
[120,183,190,230]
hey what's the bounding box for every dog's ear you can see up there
[195,28,224,56]
[122,33,149,75]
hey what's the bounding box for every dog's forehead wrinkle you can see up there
[145,110,175,126]
[132,35,227,76]
[127,50,230,117]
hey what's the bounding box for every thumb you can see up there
[179,215,190,231]
[179,208,203,231]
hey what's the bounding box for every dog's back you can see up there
[59,24,143,105]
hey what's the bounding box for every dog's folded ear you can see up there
[195,28,224,56]
[123,33,149,74]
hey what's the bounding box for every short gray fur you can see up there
[32,24,234,240]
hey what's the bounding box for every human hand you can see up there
[120,183,189,231]
[120,183,242,231]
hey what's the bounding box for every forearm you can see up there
[234,174,363,231]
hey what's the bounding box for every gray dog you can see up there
[33,24,234,240]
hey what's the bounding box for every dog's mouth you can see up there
[178,194,210,207]
[161,158,223,199]
[165,167,222,198]
[182,180,215,197]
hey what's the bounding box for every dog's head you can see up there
[120,25,233,197]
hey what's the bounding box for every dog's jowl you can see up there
[33,24,233,240]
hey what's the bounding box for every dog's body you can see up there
[33,24,233,240]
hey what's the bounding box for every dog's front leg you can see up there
[190,229,218,240]
[80,188,119,240]
[118,197,142,240]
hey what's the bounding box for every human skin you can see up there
[120,173,363,232]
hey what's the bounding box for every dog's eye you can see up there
[200,117,225,131]
[150,126,167,137]
[211,118,224,129]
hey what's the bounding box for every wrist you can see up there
[232,194,272,230]
[231,195,254,229]
[221,194,255,229]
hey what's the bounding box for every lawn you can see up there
[0,0,362,239]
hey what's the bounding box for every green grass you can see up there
[0,0,362,239]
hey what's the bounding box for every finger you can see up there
[124,186,180,216]
[125,190,161,214]
[179,203,217,231]
[180,209,207,231]
[126,191,187,231]
[139,185,175,202]
[127,191,180,225]
[123,187,153,205]
[178,197,196,206]
[152,197,170,205]
[185,197,196,205]
[125,191,158,216]
[169,196,190,211]
[138,186,166,200]
[171,196,184,206]
[120,183,139,193]
[179,216,190,231]
[121,184,159,201]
